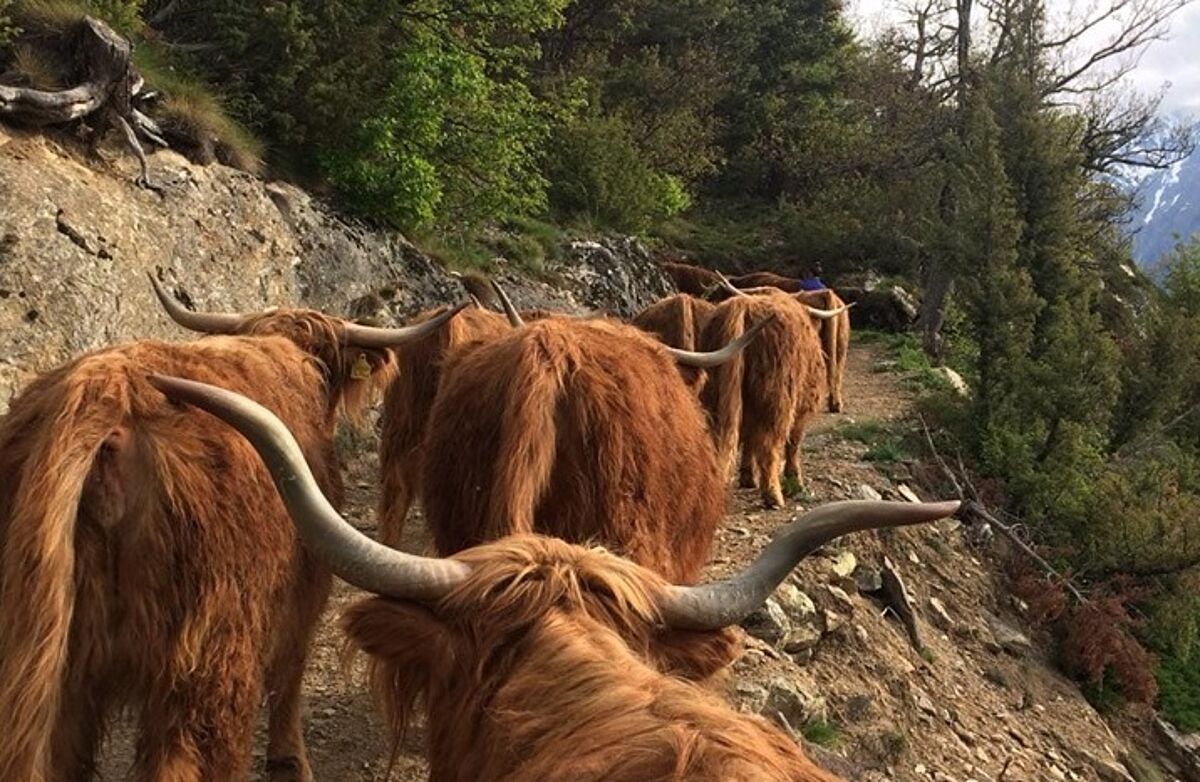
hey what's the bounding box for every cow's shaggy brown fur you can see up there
[379,306,512,546]
[632,294,716,351]
[662,261,722,296]
[420,318,726,583]
[342,534,844,782]
[631,294,717,392]
[700,293,825,507]
[793,289,850,413]
[714,276,851,414]
[0,315,390,782]
[727,270,809,292]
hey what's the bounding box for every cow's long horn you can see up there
[490,279,525,327]
[715,270,749,297]
[666,313,776,368]
[803,303,852,320]
[657,499,961,630]
[147,375,471,600]
[342,301,470,349]
[149,273,248,334]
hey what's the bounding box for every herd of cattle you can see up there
[0,259,959,782]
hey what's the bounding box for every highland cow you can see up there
[700,291,830,507]
[632,293,718,391]
[662,260,723,296]
[144,375,962,782]
[0,276,461,782]
[378,278,571,545]
[794,288,851,413]
[716,274,853,414]
[419,315,769,583]
[379,305,513,546]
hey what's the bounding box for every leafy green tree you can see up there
[150,0,565,229]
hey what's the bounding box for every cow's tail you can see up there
[486,333,563,535]
[705,303,748,480]
[0,373,129,781]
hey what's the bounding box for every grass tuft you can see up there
[133,44,264,174]
[7,42,63,87]
[801,719,841,747]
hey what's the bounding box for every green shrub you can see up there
[801,719,841,747]
[1,0,17,50]
[546,113,692,233]
[835,419,913,464]
[1157,651,1200,731]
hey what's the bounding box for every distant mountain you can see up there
[1127,148,1200,277]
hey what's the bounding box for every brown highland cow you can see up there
[0,276,460,782]
[377,277,568,546]
[632,293,718,392]
[146,375,962,782]
[700,291,830,508]
[661,260,723,296]
[379,305,512,546]
[717,273,853,414]
[418,315,768,583]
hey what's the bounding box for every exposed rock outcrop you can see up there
[0,129,667,411]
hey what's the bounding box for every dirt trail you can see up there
[100,343,1142,781]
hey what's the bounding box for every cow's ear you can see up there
[648,627,740,682]
[342,597,458,690]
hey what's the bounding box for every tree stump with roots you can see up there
[0,16,167,188]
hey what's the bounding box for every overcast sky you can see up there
[847,0,1200,117]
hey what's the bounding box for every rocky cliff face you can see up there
[0,127,670,412]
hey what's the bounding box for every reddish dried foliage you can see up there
[420,317,726,584]
[1059,584,1158,705]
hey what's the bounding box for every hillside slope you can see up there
[205,345,1161,782]
[0,128,670,412]
[2,127,1182,781]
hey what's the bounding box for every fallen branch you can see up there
[918,415,1089,605]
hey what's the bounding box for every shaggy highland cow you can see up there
[419,315,769,583]
[716,273,853,414]
[632,293,718,391]
[0,276,461,782]
[700,289,841,508]
[661,260,723,296]
[378,278,568,546]
[379,305,512,546]
[145,375,961,782]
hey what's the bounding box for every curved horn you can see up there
[342,301,470,349]
[666,313,776,368]
[657,499,961,630]
[715,270,749,298]
[490,279,526,328]
[147,375,470,600]
[148,273,248,334]
[803,303,852,320]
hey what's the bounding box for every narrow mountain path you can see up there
[98,342,1144,781]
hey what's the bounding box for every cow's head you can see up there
[149,274,466,418]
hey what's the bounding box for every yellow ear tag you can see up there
[351,353,372,380]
